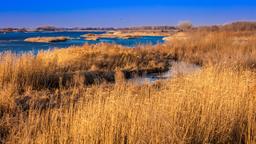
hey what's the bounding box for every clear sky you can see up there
[0,0,256,28]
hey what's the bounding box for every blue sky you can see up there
[0,0,255,28]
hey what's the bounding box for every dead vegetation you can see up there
[1,27,256,143]
[24,36,70,43]
[162,31,256,67]
[0,43,172,90]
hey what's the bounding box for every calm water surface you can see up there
[0,32,164,54]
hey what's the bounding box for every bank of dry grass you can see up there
[1,31,256,143]
[0,43,172,90]
[0,66,255,144]
[162,31,256,67]
[24,36,71,43]
[1,31,256,90]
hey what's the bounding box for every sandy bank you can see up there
[82,31,171,40]
[24,36,70,43]
[163,32,190,42]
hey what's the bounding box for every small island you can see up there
[24,36,71,43]
[81,31,172,40]
[81,31,142,40]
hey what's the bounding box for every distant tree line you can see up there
[119,26,176,31]
[0,28,27,32]
[35,26,116,31]
[195,22,256,32]
[1,21,256,33]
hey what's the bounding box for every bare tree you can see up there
[178,21,193,31]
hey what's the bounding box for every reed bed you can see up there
[162,31,256,67]
[0,66,255,144]
[0,30,256,143]
[0,43,172,90]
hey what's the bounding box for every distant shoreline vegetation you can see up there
[1,21,256,33]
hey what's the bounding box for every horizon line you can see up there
[0,20,256,29]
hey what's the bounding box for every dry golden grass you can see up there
[162,31,256,67]
[82,30,172,40]
[1,30,256,143]
[1,31,256,90]
[24,36,70,43]
[0,43,171,90]
[0,66,255,144]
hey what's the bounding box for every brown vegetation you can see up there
[162,31,256,67]
[178,21,193,30]
[194,21,256,32]
[0,43,172,90]
[24,36,70,43]
[163,32,190,42]
[82,31,172,40]
[0,66,255,144]
[1,27,256,143]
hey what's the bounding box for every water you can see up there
[0,32,164,54]
[129,62,202,84]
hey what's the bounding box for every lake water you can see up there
[0,31,164,54]
[129,61,202,84]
